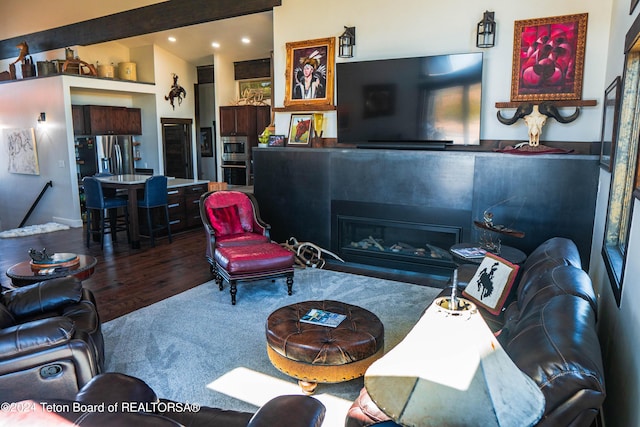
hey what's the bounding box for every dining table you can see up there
[95,174,150,249]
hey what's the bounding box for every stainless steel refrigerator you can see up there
[96,135,135,175]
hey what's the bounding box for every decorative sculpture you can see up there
[165,73,186,109]
[497,101,580,146]
[281,237,344,268]
[10,41,30,66]
[28,248,55,263]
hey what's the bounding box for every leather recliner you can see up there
[0,276,104,402]
[4,372,326,427]
[346,238,606,427]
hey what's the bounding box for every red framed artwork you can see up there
[510,13,588,102]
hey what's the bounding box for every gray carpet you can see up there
[103,268,442,425]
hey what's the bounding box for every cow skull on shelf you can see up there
[497,101,580,146]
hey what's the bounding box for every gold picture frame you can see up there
[510,13,588,102]
[287,114,313,146]
[284,37,335,108]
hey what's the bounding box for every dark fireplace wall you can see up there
[252,148,599,271]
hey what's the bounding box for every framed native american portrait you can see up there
[284,37,335,108]
[510,13,588,102]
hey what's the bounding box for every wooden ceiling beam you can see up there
[0,0,280,60]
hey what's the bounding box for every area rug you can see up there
[0,222,70,238]
[103,268,442,426]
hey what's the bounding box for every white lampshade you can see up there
[364,297,545,427]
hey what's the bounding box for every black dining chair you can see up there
[137,176,172,247]
[83,176,130,249]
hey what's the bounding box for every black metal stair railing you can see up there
[19,180,53,228]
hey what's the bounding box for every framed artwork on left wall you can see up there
[6,128,39,175]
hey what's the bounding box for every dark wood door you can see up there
[162,118,193,179]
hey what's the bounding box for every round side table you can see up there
[450,242,526,265]
[6,254,97,287]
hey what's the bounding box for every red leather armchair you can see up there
[0,277,104,402]
[200,190,271,268]
[199,190,295,305]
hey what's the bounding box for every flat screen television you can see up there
[336,52,483,148]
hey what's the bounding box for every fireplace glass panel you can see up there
[337,215,459,268]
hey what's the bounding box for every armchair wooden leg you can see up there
[230,280,238,305]
[286,273,294,296]
[214,265,223,290]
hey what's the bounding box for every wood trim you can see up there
[273,105,337,112]
[495,100,597,108]
[626,8,640,53]
[234,58,271,80]
[0,0,281,60]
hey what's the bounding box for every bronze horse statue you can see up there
[165,73,186,109]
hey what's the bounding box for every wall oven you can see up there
[221,136,250,185]
[221,136,248,161]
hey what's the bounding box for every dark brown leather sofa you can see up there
[0,276,104,402]
[4,372,326,426]
[346,237,606,427]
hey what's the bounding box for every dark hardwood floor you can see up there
[0,226,212,322]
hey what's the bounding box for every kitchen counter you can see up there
[168,178,209,188]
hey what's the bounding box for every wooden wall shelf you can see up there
[273,105,336,112]
[495,100,597,108]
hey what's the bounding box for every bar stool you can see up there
[137,176,172,247]
[83,176,130,249]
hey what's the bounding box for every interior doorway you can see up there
[161,118,193,179]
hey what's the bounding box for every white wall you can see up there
[198,82,217,180]
[0,77,76,229]
[153,45,198,177]
[272,0,612,144]
[589,0,640,425]
[0,42,197,229]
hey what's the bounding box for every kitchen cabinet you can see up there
[72,105,86,135]
[142,182,208,235]
[74,105,142,135]
[219,105,270,136]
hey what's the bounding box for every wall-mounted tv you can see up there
[337,52,483,148]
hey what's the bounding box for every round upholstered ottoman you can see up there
[266,300,384,394]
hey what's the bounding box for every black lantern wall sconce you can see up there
[476,11,496,48]
[37,112,46,124]
[339,26,356,58]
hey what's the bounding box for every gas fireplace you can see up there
[331,201,471,276]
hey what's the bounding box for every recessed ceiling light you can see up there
[168,36,176,42]
[241,37,251,44]
[211,42,220,48]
